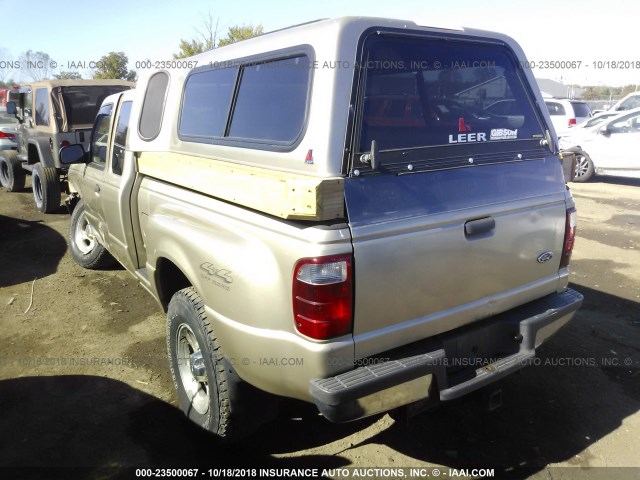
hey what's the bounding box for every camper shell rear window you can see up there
[352,31,547,174]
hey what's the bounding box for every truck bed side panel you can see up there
[136,177,355,400]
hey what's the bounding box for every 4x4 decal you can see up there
[200,262,233,284]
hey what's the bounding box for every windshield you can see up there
[618,95,640,111]
[357,34,545,154]
[582,113,616,128]
[606,109,640,133]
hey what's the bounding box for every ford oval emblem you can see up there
[537,251,554,263]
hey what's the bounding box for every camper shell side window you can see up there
[139,72,170,141]
[178,46,314,152]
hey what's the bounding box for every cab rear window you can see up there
[58,85,131,129]
[358,34,545,153]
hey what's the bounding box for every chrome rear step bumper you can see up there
[310,289,583,422]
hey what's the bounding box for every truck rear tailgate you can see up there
[345,157,569,358]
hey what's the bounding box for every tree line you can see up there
[0,19,263,85]
[579,85,639,101]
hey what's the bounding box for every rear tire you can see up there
[167,287,274,442]
[68,199,115,269]
[0,150,25,192]
[573,150,594,183]
[32,162,61,213]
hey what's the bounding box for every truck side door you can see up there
[99,98,136,270]
[76,102,114,233]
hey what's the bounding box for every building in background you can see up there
[536,78,583,99]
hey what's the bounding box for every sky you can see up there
[0,0,638,88]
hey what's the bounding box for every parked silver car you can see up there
[0,107,18,151]
[560,107,640,181]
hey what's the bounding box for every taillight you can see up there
[560,208,577,269]
[0,131,15,140]
[568,118,577,127]
[292,254,353,340]
[60,140,71,148]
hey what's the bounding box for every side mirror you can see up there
[599,125,610,136]
[60,144,88,165]
[6,101,17,115]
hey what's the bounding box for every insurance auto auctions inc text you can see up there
[249,467,495,478]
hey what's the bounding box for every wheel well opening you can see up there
[27,144,40,165]
[156,258,191,311]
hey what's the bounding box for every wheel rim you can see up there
[575,154,590,178]
[74,210,97,254]
[33,171,43,205]
[176,324,210,415]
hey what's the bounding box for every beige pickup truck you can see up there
[60,17,582,441]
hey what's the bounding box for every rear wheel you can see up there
[32,163,61,213]
[573,151,594,182]
[0,150,25,192]
[168,288,234,439]
[68,199,115,269]
[167,287,275,442]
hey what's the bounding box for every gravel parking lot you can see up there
[1,177,639,479]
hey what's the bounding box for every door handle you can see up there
[94,184,101,194]
[465,217,495,237]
